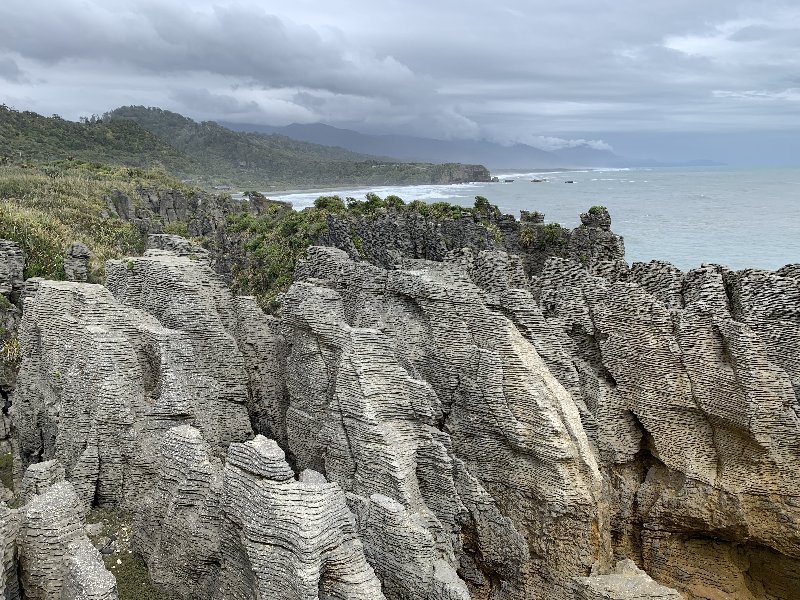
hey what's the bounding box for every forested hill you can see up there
[0,105,195,173]
[0,104,491,189]
[105,105,491,188]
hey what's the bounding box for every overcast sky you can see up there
[1,0,799,163]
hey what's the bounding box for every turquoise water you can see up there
[271,167,800,271]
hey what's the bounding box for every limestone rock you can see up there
[135,425,384,600]
[283,246,604,599]
[19,459,65,504]
[534,255,800,599]
[12,259,255,508]
[146,233,210,262]
[0,502,21,600]
[219,435,385,599]
[19,479,117,600]
[133,425,222,599]
[320,204,626,282]
[574,559,682,599]
[0,239,25,301]
[63,242,91,283]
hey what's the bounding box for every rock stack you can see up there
[2,208,798,600]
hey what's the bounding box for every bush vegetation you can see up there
[226,194,501,310]
[0,161,184,280]
[2,104,488,191]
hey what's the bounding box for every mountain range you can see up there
[222,121,722,169]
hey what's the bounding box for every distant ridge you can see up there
[0,104,491,189]
[222,121,723,169]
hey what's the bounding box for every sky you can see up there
[1,0,799,164]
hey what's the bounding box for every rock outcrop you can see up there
[6,202,799,600]
[64,242,91,283]
[532,257,800,599]
[11,248,269,509]
[574,560,681,600]
[321,204,625,281]
[17,461,117,600]
[0,240,24,302]
[282,247,603,599]
[134,425,384,599]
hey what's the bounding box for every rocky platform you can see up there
[0,205,798,600]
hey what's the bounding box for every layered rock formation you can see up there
[532,258,800,599]
[574,560,682,600]
[12,247,264,508]
[63,242,91,283]
[321,205,624,280]
[283,247,603,599]
[4,202,799,600]
[14,460,118,600]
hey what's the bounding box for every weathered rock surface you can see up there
[0,238,24,405]
[135,425,384,600]
[11,249,271,509]
[146,233,210,262]
[7,204,800,600]
[0,239,25,301]
[18,464,117,600]
[321,205,625,281]
[574,559,682,600]
[532,256,800,599]
[282,246,604,599]
[63,242,91,283]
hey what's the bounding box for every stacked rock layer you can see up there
[5,214,799,600]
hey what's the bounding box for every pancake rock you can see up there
[320,204,624,281]
[63,242,91,283]
[0,239,24,442]
[0,239,25,301]
[280,246,604,599]
[18,463,117,600]
[135,425,384,600]
[532,257,800,599]
[12,250,264,509]
[574,559,681,600]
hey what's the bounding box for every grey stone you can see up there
[574,559,682,599]
[64,242,91,282]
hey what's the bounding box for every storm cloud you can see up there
[1,0,798,162]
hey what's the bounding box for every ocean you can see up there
[270,167,800,272]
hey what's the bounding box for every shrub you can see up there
[519,226,535,247]
[541,222,566,246]
[474,195,490,211]
[163,221,189,237]
[313,195,346,212]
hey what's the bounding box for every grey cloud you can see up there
[0,2,422,99]
[0,0,798,161]
[169,88,262,117]
[0,56,25,82]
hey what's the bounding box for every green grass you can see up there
[87,508,171,600]
[0,162,191,280]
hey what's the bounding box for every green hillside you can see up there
[0,106,195,173]
[0,104,490,190]
[106,106,491,189]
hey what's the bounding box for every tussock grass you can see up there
[0,162,191,280]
